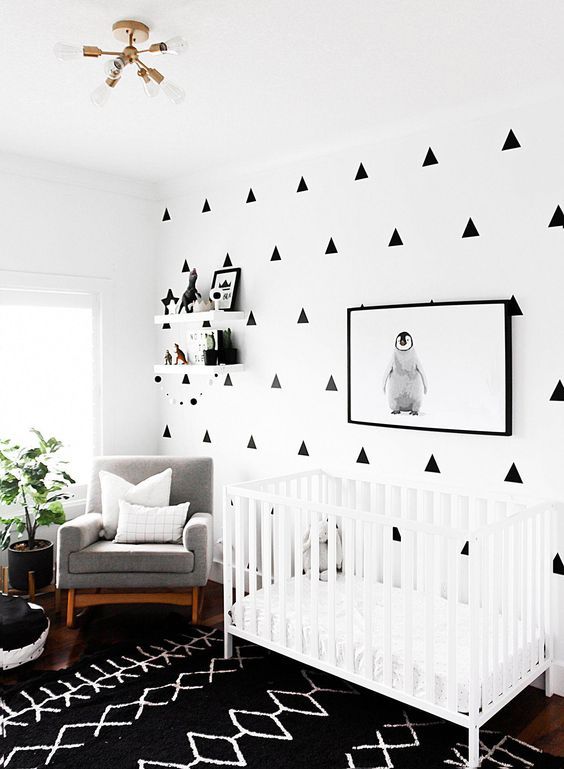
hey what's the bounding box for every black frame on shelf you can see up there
[210,267,242,311]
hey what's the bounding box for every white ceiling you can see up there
[2,0,564,183]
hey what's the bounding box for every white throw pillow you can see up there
[99,468,172,540]
[114,500,190,544]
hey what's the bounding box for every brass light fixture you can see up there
[54,20,187,107]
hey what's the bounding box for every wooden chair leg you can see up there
[55,588,61,614]
[192,586,199,624]
[199,585,205,620]
[28,571,36,602]
[1,565,8,594]
[66,588,76,628]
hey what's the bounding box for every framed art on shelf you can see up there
[210,267,241,311]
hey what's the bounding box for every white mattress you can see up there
[231,576,537,713]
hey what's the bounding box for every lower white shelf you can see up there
[154,364,245,375]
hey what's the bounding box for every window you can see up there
[0,287,100,489]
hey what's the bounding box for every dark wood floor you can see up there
[4,582,563,758]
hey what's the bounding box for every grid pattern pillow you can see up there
[99,468,172,540]
[114,500,190,544]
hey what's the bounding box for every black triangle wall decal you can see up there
[271,374,281,389]
[162,323,171,330]
[203,430,211,443]
[182,373,190,385]
[298,441,309,456]
[355,163,368,180]
[246,188,256,203]
[202,320,211,328]
[202,199,211,213]
[297,308,309,324]
[502,130,521,151]
[504,463,523,483]
[388,229,403,247]
[508,295,523,316]
[548,205,564,228]
[461,542,469,556]
[462,218,479,238]
[182,259,190,273]
[325,238,338,254]
[422,147,438,166]
[297,176,308,192]
[223,253,233,267]
[392,527,402,542]
[163,425,171,438]
[356,447,369,464]
[247,435,257,449]
[271,246,281,261]
[553,553,564,575]
[162,208,171,221]
[224,373,233,386]
[550,380,564,401]
[326,375,337,391]
[247,311,256,326]
[425,454,440,473]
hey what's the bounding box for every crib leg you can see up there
[468,724,480,768]
[545,667,554,698]
[224,629,233,659]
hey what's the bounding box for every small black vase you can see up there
[223,348,238,365]
[204,350,218,365]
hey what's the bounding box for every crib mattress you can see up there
[231,576,538,713]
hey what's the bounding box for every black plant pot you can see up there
[204,350,218,365]
[223,348,238,365]
[8,540,53,591]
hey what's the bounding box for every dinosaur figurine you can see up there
[174,343,188,365]
[164,349,173,365]
[178,268,201,313]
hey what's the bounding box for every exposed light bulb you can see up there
[143,77,160,98]
[161,79,185,104]
[163,36,188,55]
[91,80,115,108]
[104,56,126,80]
[54,42,84,61]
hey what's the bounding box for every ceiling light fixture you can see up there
[54,20,187,107]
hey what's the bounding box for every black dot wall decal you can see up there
[422,147,438,166]
[462,218,479,238]
[504,463,523,483]
[247,435,257,449]
[271,246,281,261]
[297,308,309,324]
[271,374,281,389]
[325,238,338,254]
[154,376,162,383]
[355,163,368,180]
[356,447,369,464]
[202,199,211,213]
[162,323,171,330]
[203,430,211,443]
[508,295,523,316]
[163,425,171,438]
[190,397,198,406]
[392,527,402,542]
[182,260,190,273]
[224,373,233,386]
[548,205,564,228]
[246,188,256,203]
[297,176,308,192]
[247,311,256,326]
[388,229,403,247]
[298,441,309,456]
[550,380,564,401]
[554,553,564,575]
[223,253,233,267]
[182,373,190,385]
[425,455,440,473]
[162,208,171,221]
[502,130,520,151]
[326,375,338,391]
[461,542,470,556]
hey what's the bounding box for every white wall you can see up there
[155,96,564,690]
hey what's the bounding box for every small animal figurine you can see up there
[302,519,343,581]
[383,331,428,416]
[164,349,173,365]
[174,343,188,365]
[178,268,201,313]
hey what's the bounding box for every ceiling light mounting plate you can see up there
[112,20,150,44]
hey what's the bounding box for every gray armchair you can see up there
[57,456,213,627]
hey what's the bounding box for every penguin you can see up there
[382,331,428,416]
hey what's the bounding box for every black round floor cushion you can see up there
[1,594,49,652]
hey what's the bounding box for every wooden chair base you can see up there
[66,586,204,628]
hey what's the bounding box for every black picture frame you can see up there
[347,299,513,436]
[210,267,241,311]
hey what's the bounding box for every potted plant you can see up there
[203,332,218,365]
[221,328,238,365]
[0,429,75,591]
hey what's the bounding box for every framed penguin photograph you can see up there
[210,267,241,311]
[347,299,513,435]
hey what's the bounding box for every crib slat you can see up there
[481,530,490,707]
[524,517,532,673]
[249,499,257,635]
[278,504,287,647]
[446,531,457,710]
[235,497,245,628]
[294,507,303,654]
[262,502,272,641]
[468,534,481,721]
[310,511,320,661]
[501,505,510,693]
[424,528,435,702]
[511,517,519,687]
[223,491,233,636]
[363,521,373,679]
[532,514,540,668]
[402,526,414,697]
[492,526,501,699]
[344,515,354,672]
[327,513,337,667]
[383,517,392,688]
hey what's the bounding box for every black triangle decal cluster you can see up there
[553,553,564,575]
[392,527,401,542]
[508,295,523,316]
[182,259,190,273]
[425,454,440,473]
[162,208,171,221]
[502,130,520,151]
[298,441,309,456]
[504,463,523,483]
[326,375,337,391]
[247,311,256,326]
[355,163,368,180]
[223,253,233,267]
[356,447,369,464]
[271,374,281,389]
[325,238,338,254]
[224,373,233,386]
[422,148,438,166]
[548,205,564,228]
[202,199,211,213]
[247,435,257,449]
[462,218,479,238]
[297,177,308,192]
[550,380,564,401]
[388,229,403,247]
[203,430,211,443]
[246,188,256,203]
[163,425,171,438]
[271,246,281,261]
[297,308,309,324]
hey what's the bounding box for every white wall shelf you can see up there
[155,310,245,326]
[154,364,245,375]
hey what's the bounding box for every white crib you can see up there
[222,469,555,768]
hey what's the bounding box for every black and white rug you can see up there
[2,625,562,769]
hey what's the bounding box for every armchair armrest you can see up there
[183,512,213,584]
[56,513,103,588]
